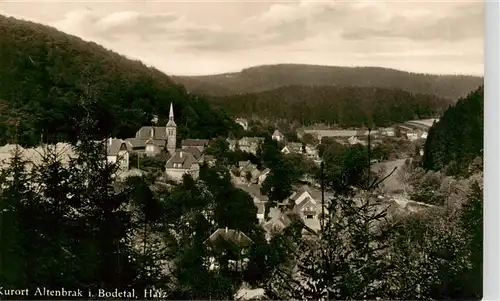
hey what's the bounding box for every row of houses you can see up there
[295,125,428,142]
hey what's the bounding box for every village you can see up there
[0,103,436,245]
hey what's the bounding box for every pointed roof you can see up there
[205,228,253,248]
[272,129,283,137]
[169,102,174,118]
[167,103,176,127]
[165,151,198,169]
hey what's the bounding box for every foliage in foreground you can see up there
[0,96,483,300]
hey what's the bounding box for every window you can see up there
[146,145,154,152]
[306,215,314,219]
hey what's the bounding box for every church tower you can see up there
[166,103,177,155]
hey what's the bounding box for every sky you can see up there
[0,0,484,76]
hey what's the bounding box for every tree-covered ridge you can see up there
[422,86,483,176]
[209,85,452,127]
[173,64,483,100]
[0,15,238,146]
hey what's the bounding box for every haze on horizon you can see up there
[0,0,484,77]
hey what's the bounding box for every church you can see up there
[126,103,177,156]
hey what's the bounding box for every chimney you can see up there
[180,151,183,158]
[108,137,113,146]
[225,226,228,233]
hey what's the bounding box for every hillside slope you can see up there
[0,15,238,146]
[422,86,483,175]
[172,64,483,100]
[209,85,452,127]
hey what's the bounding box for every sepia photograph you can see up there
[0,0,485,300]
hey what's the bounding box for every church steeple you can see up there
[166,102,177,155]
[169,103,174,120]
[167,103,176,127]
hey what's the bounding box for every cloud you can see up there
[1,0,483,76]
[340,2,483,42]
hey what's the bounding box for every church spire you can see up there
[169,103,174,120]
[167,103,176,127]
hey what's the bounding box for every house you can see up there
[406,132,419,141]
[281,142,303,154]
[293,195,322,232]
[238,137,264,154]
[288,187,331,232]
[126,103,177,156]
[235,118,249,131]
[381,127,396,137]
[164,150,200,182]
[237,160,260,183]
[181,139,209,152]
[304,145,319,160]
[258,168,271,184]
[182,146,202,160]
[300,129,358,141]
[227,138,237,151]
[235,184,269,203]
[348,136,365,146]
[272,130,285,142]
[262,208,292,239]
[289,188,319,206]
[206,227,253,248]
[205,227,253,271]
[235,184,269,222]
[200,154,217,166]
[106,138,132,172]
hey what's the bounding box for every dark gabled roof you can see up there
[181,139,209,147]
[126,138,146,148]
[238,160,252,168]
[289,187,309,202]
[263,213,292,233]
[242,164,258,173]
[239,137,264,144]
[235,184,269,202]
[283,142,302,153]
[107,138,131,156]
[135,126,170,140]
[165,151,198,169]
[183,146,202,159]
[206,228,253,248]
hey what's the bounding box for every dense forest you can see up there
[422,86,484,176]
[173,64,483,100]
[0,15,238,146]
[209,85,452,127]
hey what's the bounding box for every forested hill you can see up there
[172,64,483,100]
[209,85,453,127]
[0,15,238,146]
[422,86,483,176]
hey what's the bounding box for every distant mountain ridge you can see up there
[172,64,483,100]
